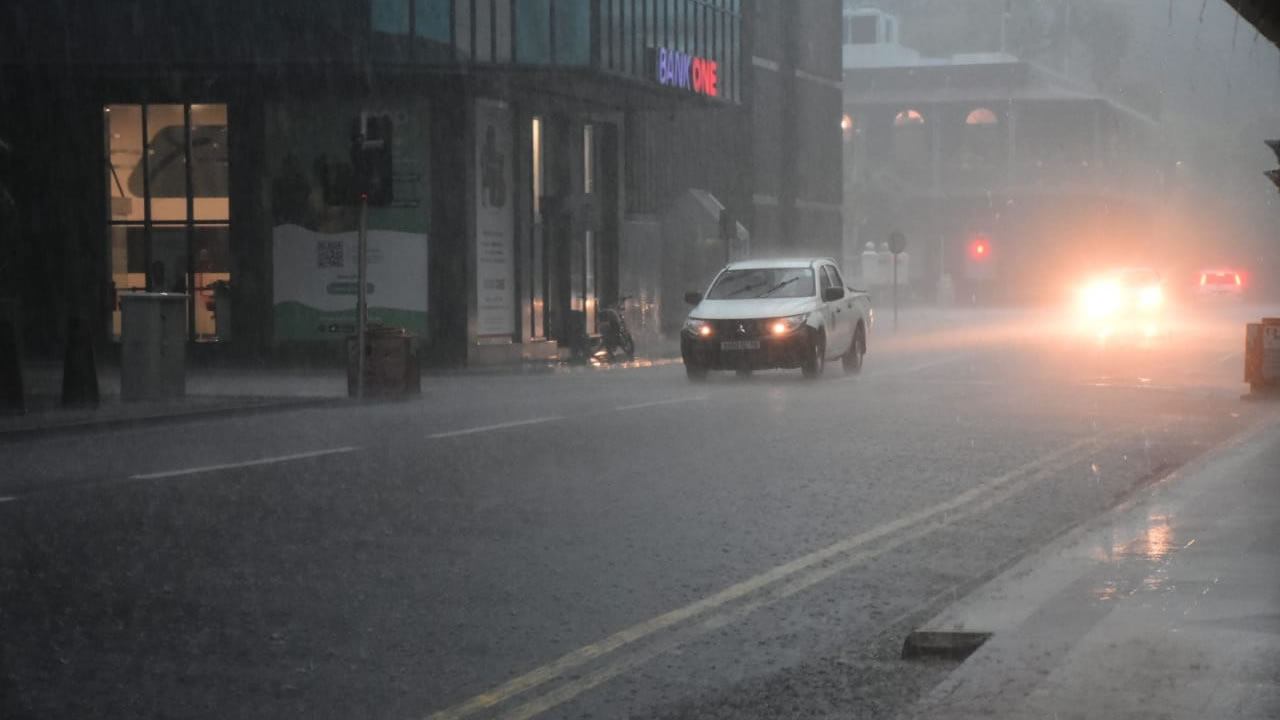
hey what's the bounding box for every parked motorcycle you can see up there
[589,297,636,363]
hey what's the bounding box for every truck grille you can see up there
[713,319,769,339]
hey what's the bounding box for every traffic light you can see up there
[351,113,394,206]
[964,235,995,280]
[1266,140,1280,193]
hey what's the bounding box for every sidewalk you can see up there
[1,364,349,439]
[2,343,685,438]
[894,415,1280,720]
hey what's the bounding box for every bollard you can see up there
[0,299,22,413]
[61,314,100,408]
[346,327,420,397]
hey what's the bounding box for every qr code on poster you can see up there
[317,241,344,268]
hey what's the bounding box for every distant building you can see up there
[841,7,1162,303]
[0,0,841,364]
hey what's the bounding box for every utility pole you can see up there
[349,111,391,399]
[356,190,368,400]
[889,231,906,331]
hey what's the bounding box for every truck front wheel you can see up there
[843,324,865,374]
[801,330,825,379]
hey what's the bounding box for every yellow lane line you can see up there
[493,437,1098,720]
[424,435,1100,720]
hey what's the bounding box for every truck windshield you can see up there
[706,268,815,299]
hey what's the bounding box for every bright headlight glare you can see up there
[684,318,712,336]
[1138,285,1163,309]
[1080,282,1121,317]
[771,314,808,335]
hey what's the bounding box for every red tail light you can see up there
[1200,274,1206,286]
[1235,273,1242,287]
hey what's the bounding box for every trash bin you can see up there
[347,327,420,397]
[1245,317,1280,395]
[121,293,187,401]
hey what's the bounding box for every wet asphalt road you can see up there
[1,304,1276,720]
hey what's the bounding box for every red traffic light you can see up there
[969,237,990,259]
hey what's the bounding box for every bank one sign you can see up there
[654,47,718,98]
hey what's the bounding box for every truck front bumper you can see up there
[681,330,812,371]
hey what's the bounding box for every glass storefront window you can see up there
[191,226,232,341]
[414,0,451,43]
[372,0,410,35]
[105,103,231,342]
[554,1,590,65]
[106,105,144,222]
[515,0,551,63]
[371,0,412,61]
[474,0,492,62]
[454,0,471,58]
[144,104,189,222]
[493,0,512,62]
[190,104,229,221]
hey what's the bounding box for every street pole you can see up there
[893,252,899,331]
[356,193,368,400]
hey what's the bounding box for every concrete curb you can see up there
[3,356,687,441]
[0,396,348,443]
[422,355,683,377]
[900,410,1280,663]
[897,414,1280,720]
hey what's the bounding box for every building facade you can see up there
[841,8,1162,304]
[0,0,842,366]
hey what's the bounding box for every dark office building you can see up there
[0,0,842,366]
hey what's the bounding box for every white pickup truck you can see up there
[680,257,873,381]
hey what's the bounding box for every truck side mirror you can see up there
[684,291,703,305]
[822,287,845,302]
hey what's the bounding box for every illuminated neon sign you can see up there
[655,47,718,98]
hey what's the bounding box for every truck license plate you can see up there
[721,340,760,351]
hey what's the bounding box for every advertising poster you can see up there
[271,225,428,340]
[266,99,429,342]
[474,98,515,339]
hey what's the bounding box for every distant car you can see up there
[1196,269,1244,300]
[1075,267,1169,344]
[681,258,873,380]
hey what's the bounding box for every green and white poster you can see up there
[266,99,429,342]
[272,224,428,339]
[474,98,514,339]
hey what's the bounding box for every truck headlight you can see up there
[1081,282,1121,317]
[1138,285,1163,309]
[684,318,713,337]
[770,314,808,336]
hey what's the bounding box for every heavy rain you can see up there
[1,1,1278,718]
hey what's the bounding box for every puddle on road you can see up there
[1086,511,1181,602]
